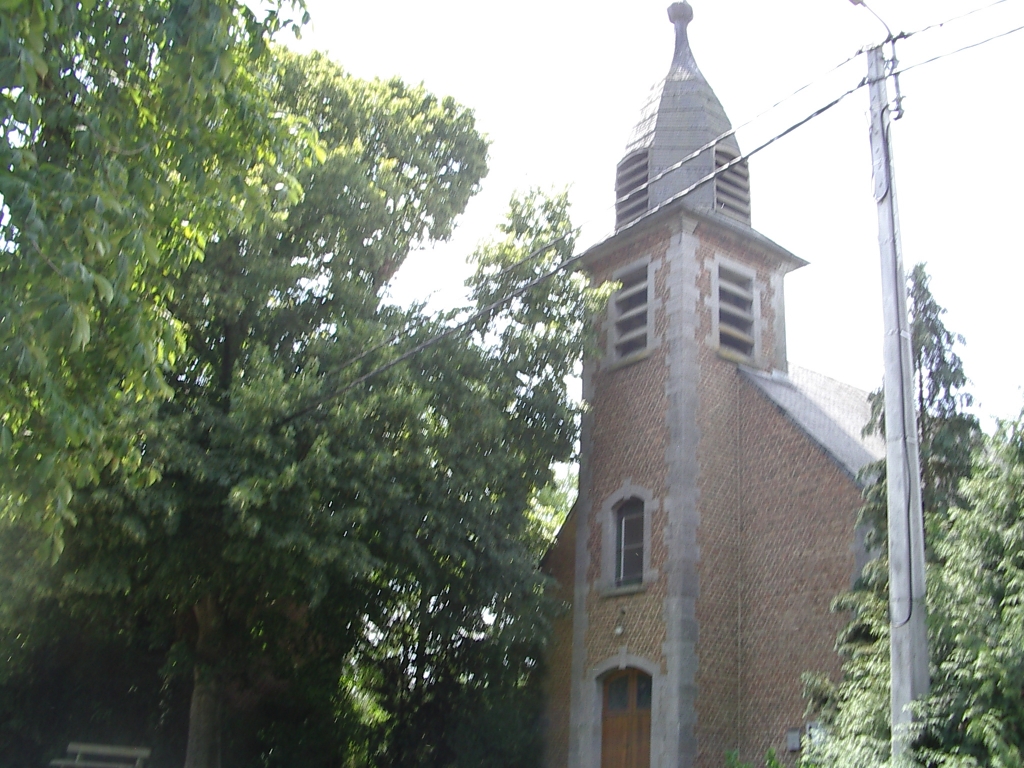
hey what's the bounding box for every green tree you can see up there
[345,188,604,768]
[0,0,316,539]
[809,413,1024,767]
[527,466,578,553]
[803,264,982,766]
[725,749,783,768]
[856,264,981,553]
[80,47,487,768]
[1,49,604,768]
[917,418,1024,766]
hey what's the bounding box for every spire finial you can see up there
[667,2,703,80]
[668,1,693,26]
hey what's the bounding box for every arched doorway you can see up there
[601,668,651,768]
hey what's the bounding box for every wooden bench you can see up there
[50,743,151,768]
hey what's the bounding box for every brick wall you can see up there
[693,223,784,766]
[539,211,863,768]
[582,227,672,674]
[693,359,860,768]
[692,224,859,768]
[695,350,743,764]
[736,378,860,766]
[542,510,577,768]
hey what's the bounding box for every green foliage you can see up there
[0,42,599,763]
[272,50,487,286]
[341,189,603,768]
[724,748,783,768]
[0,0,317,540]
[908,264,979,523]
[528,466,578,553]
[916,420,1024,766]
[803,265,982,767]
[858,264,982,553]
[810,417,1024,767]
[0,599,189,768]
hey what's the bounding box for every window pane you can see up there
[621,545,643,583]
[616,499,644,586]
[619,498,643,517]
[622,514,643,547]
[636,674,652,710]
[606,675,629,711]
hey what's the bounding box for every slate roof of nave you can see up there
[740,365,885,482]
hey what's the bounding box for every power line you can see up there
[295,48,876,417]
[275,237,585,427]
[639,80,865,225]
[898,0,1015,41]
[894,21,1024,75]
[624,1,1024,215]
[617,48,865,210]
[321,235,571,382]
[605,6,1024,227]
[276,78,869,427]
[280,9,1024,426]
[479,233,572,281]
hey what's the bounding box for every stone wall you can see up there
[542,510,578,768]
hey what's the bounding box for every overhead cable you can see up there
[321,235,570,382]
[894,21,1024,75]
[276,78,869,426]
[637,80,865,225]
[898,0,1014,41]
[275,238,586,427]
[617,48,865,209]
[279,8,1024,423]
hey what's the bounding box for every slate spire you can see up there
[667,1,703,80]
[615,2,751,229]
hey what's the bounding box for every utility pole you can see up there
[865,42,929,758]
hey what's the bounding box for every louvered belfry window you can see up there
[615,150,650,229]
[718,264,755,359]
[613,264,649,360]
[713,144,751,225]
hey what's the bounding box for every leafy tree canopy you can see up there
[806,415,1024,768]
[0,0,317,542]
[0,39,605,768]
[918,419,1024,766]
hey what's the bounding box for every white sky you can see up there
[289,0,1024,428]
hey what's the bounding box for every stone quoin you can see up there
[539,5,881,767]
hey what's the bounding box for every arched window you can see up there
[600,488,655,593]
[615,498,644,586]
[602,669,652,768]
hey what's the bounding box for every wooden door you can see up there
[601,669,651,768]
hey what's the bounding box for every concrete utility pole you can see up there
[865,42,930,757]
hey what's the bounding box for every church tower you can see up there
[541,5,879,767]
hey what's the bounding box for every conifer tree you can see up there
[803,264,982,766]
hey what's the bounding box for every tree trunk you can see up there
[184,596,223,768]
[184,668,222,768]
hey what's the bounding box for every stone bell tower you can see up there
[541,5,879,768]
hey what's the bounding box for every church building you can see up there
[540,4,883,767]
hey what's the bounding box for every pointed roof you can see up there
[616,3,750,228]
[625,2,734,156]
